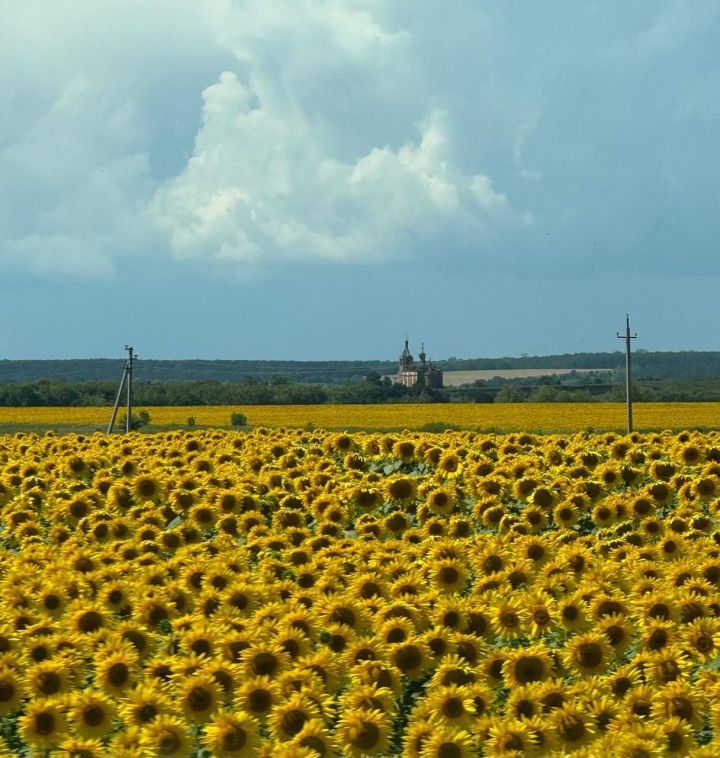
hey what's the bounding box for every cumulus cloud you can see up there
[0,0,220,279]
[152,71,516,268]
[0,0,718,281]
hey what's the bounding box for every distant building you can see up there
[395,340,443,388]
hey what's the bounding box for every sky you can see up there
[1,0,719,361]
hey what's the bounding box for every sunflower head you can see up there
[203,710,259,757]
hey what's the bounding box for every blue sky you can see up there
[1,1,719,360]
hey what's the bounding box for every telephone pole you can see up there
[107,346,135,434]
[616,316,637,434]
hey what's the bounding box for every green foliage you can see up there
[418,421,462,432]
[5,352,720,407]
[117,409,150,430]
[230,412,248,427]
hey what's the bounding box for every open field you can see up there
[441,368,613,386]
[1,402,720,432]
[0,426,720,754]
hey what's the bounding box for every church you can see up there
[395,340,443,388]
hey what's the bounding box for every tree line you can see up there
[3,350,720,384]
[3,373,720,407]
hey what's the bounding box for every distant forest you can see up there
[1,351,720,405]
[2,350,720,384]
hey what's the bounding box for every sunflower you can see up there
[116,621,154,660]
[419,725,475,758]
[269,692,322,742]
[502,646,553,687]
[294,648,343,694]
[340,683,396,717]
[636,592,679,624]
[429,559,468,595]
[591,501,616,528]
[70,604,107,636]
[522,505,548,533]
[351,487,383,513]
[425,487,456,516]
[337,709,390,757]
[553,501,580,529]
[179,625,218,659]
[419,628,454,664]
[177,672,221,724]
[557,594,589,632]
[597,463,622,489]
[203,710,259,757]
[144,654,179,685]
[506,683,543,721]
[350,660,402,697]
[426,684,475,728]
[597,613,634,656]
[481,650,508,688]
[585,694,618,735]
[56,736,107,757]
[119,683,174,727]
[318,623,356,655]
[536,679,569,714]
[132,475,165,503]
[606,663,643,699]
[94,647,137,695]
[682,617,720,661]
[280,608,318,644]
[321,598,371,634]
[389,638,430,681]
[26,658,73,699]
[550,704,595,752]
[18,697,68,750]
[644,646,691,685]
[290,719,339,758]
[491,599,527,640]
[383,510,410,534]
[452,633,486,668]
[67,689,116,739]
[651,681,705,728]
[200,660,237,702]
[484,718,537,757]
[344,636,389,669]
[403,719,436,758]
[437,451,461,476]
[240,643,290,679]
[383,476,418,505]
[392,440,416,463]
[563,632,612,676]
[657,716,696,756]
[524,594,556,638]
[224,582,259,616]
[141,714,194,758]
[0,665,24,715]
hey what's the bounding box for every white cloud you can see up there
[0,0,717,283]
[151,15,520,270]
[2,235,115,280]
[152,72,515,267]
[0,0,217,280]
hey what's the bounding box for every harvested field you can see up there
[442,367,614,386]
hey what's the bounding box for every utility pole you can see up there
[125,345,134,433]
[107,346,135,434]
[616,315,637,434]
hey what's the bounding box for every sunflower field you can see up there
[2,427,720,756]
[5,401,720,432]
